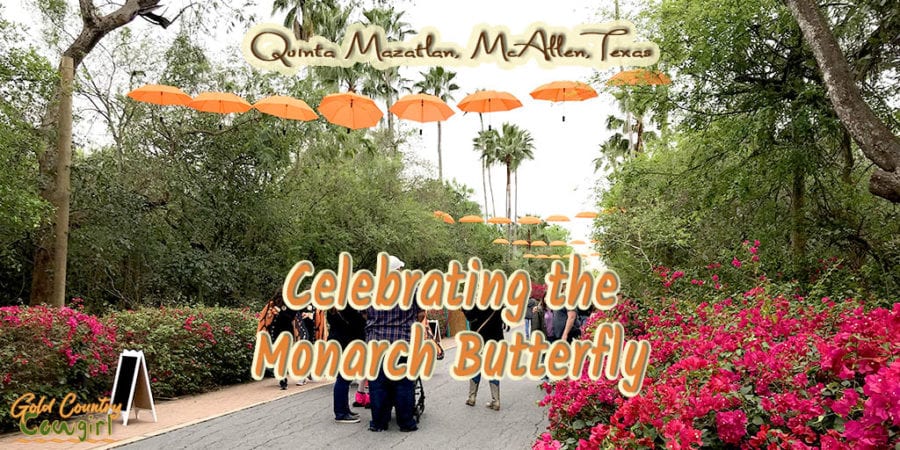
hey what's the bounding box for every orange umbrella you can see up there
[253,96,317,121]
[433,210,445,217]
[536,254,549,259]
[442,213,455,224]
[549,240,567,247]
[512,239,529,246]
[127,84,192,106]
[530,80,597,122]
[390,93,455,123]
[318,92,383,130]
[550,254,561,259]
[575,211,599,219]
[517,216,542,225]
[545,215,570,222]
[569,239,587,245]
[606,69,672,86]
[523,254,535,258]
[188,92,252,114]
[457,90,522,130]
[531,240,548,247]
[459,215,484,223]
[492,238,510,245]
[487,216,512,224]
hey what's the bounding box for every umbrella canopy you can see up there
[389,93,455,123]
[536,254,549,259]
[517,216,542,225]
[575,211,599,219]
[531,240,548,247]
[458,215,484,223]
[127,84,192,106]
[442,213,455,224]
[253,96,317,121]
[606,69,672,86]
[487,216,512,224]
[492,238,510,245]
[569,239,587,245]
[523,254,535,258]
[457,90,522,113]
[188,92,252,114]
[512,239,530,246]
[550,254,561,259]
[530,81,598,102]
[318,92,383,130]
[549,240,567,247]
[545,215,571,222]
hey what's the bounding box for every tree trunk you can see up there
[30,0,165,306]
[487,167,496,217]
[437,121,443,181]
[784,0,900,202]
[481,162,489,216]
[840,125,853,184]
[790,166,807,272]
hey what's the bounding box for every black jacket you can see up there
[464,308,505,341]
[327,308,366,346]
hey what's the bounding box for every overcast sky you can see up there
[6,0,641,264]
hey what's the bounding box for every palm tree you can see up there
[472,129,499,217]
[272,0,342,41]
[413,67,459,181]
[361,7,414,139]
[493,123,535,226]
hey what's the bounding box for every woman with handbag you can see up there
[462,307,505,410]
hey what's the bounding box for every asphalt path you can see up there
[115,332,550,449]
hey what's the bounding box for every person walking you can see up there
[366,254,424,432]
[463,306,505,410]
[257,286,300,390]
[327,306,367,423]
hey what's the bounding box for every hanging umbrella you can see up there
[523,254,536,258]
[390,93,455,135]
[492,238,510,245]
[529,80,597,122]
[188,92,252,114]
[253,96,318,121]
[606,69,672,86]
[318,92,383,130]
[127,84,192,106]
[442,213,455,224]
[512,239,529,246]
[575,211,599,219]
[458,215,484,223]
[569,239,587,245]
[545,215,571,222]
[550,254,562,259]
[434,210,445,217]
[487,216,512,224]
[531,240,548,247]
[457,90,522,130]
[517,216,542,225]
[536,254,549,259]
[549,240,567,247]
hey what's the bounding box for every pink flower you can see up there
[751,255,759,262]
[754,240,760,247]
[831,388,858,417]
[732,257,742,268]
[716,410,748,444]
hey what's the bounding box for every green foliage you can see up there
[110,307,257,398]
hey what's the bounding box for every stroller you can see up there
[412,317,445,422]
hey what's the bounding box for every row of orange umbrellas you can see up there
[491,238,598,246]
[127,69,670,130]
[432,211,609,224]
[523,253,601,259]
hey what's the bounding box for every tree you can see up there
[361,6,414,142]
[28,0,195,307]
[413,67,459,181]
[492,123,535,243]
[783,0,900,202]
[472,129,499,217]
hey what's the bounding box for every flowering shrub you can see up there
[0,301,118,432]
[535,241,899,449]
[110,306,257,398]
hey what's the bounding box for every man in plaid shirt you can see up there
[366,254,424,432]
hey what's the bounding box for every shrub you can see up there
[0,302,118,432]
[535,242,900,449]
[110,306,257,398]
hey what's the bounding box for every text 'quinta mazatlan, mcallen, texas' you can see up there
[241,21,660,73]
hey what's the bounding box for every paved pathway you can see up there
[114,338,549,449]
